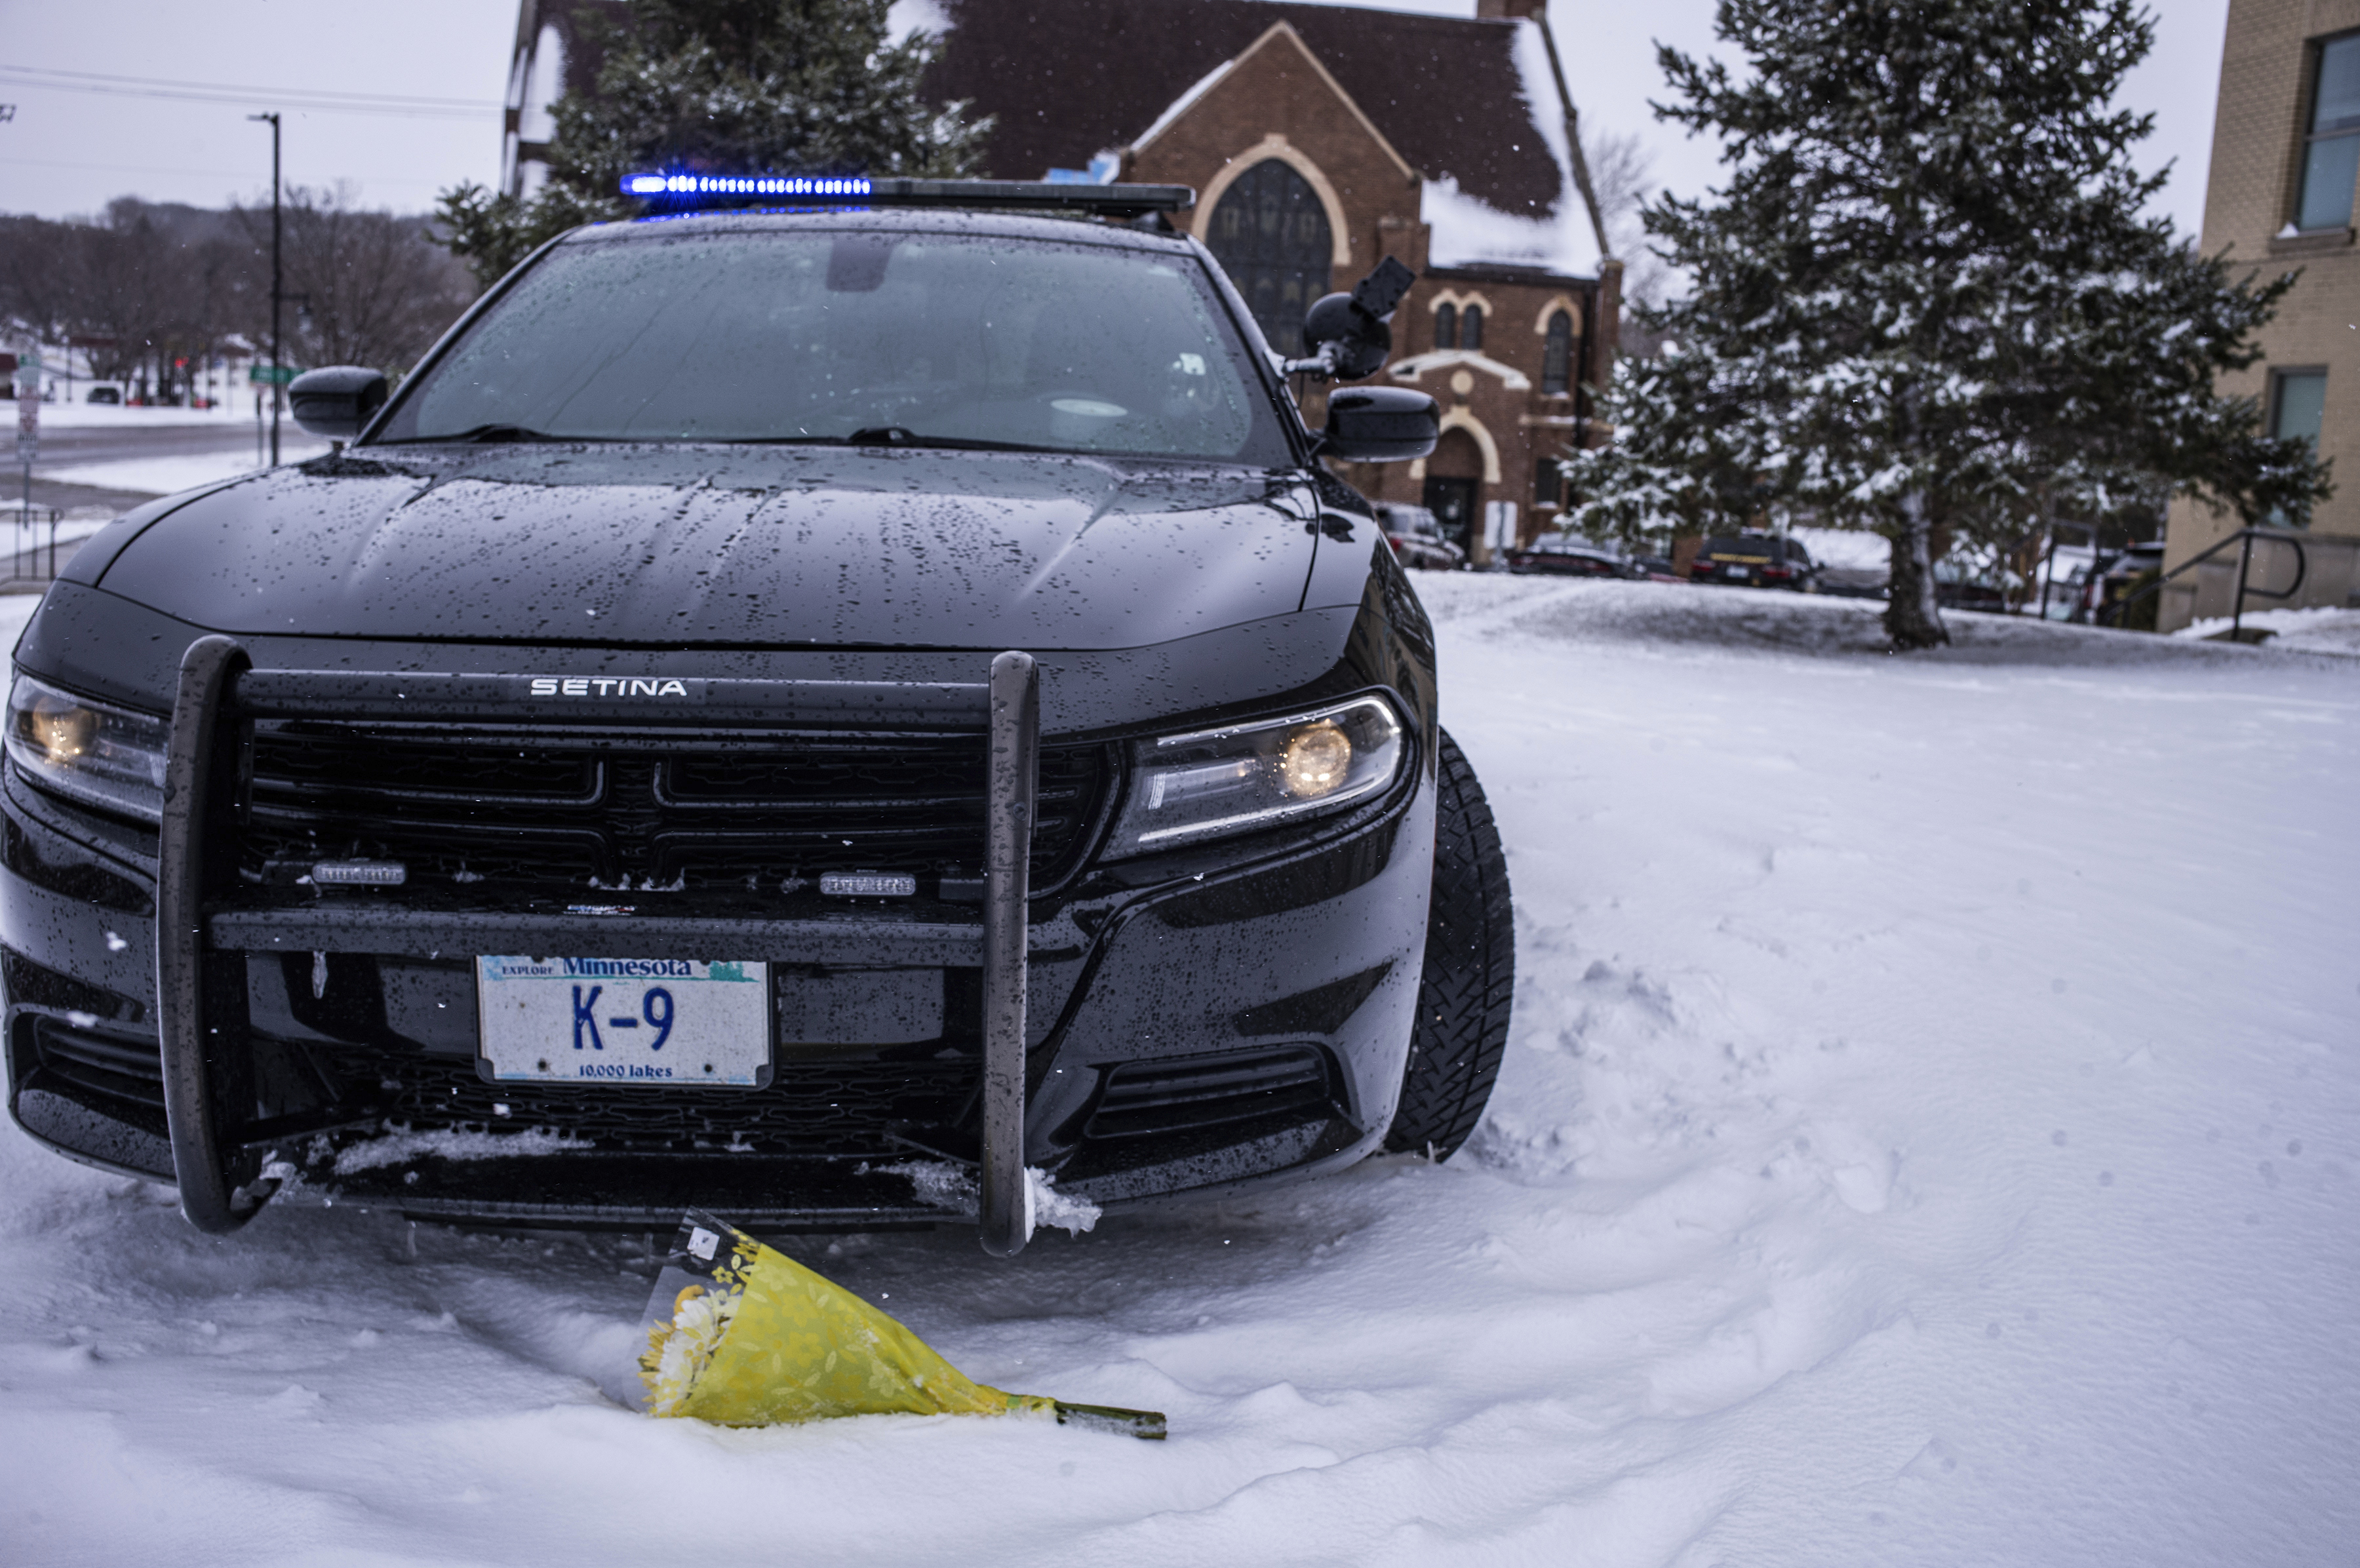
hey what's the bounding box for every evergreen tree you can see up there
[437,0,989,292]
[1567,0,2330,648]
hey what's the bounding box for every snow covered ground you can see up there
[30,401,258,431]
[33,445,329,498]
[27,401,328,495]
[1,577,2354,1567]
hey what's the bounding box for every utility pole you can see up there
[248,112,283,465]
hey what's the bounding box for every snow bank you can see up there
[1790,524,1888,572]
[30,401,258,431]
[2174,604,2360,656]
[37,445,328,497]
[1,579,2354,1566]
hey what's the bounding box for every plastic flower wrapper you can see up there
[637,1208,1165,1439]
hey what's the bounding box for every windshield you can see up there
[372,226,1289,463]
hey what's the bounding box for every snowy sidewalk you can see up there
[0,579,2353,1567]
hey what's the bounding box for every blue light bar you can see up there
[625,174,874,199]
[616,174,1194,218]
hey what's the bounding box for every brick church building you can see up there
[502,0,1622,562]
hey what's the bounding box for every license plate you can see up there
[476,958,771,1087]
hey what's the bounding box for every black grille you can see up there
[1084,1045,1331,1139]
[29,1015,166,1112]
[314,1045,977,1159]
[241,728,1111,892]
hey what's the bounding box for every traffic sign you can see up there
[249,364,296,386]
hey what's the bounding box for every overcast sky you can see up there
[0,0,2231,239]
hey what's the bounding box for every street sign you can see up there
[249,364,296,386]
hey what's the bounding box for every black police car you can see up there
[3,182,1514,1254]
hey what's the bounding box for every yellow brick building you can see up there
[2161,0,2360,630]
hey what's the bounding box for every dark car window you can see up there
[374,227,1290,463]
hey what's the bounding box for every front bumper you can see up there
[3,656,1433,1240]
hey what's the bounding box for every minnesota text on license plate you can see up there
[477,958,770,1085]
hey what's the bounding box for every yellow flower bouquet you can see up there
[637,1209,1164,1439]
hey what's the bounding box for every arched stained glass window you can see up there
[1434,302,1458,351]
[1461,305,1484,351]
[1542,309,1573,395]
[1206,160,1334,357]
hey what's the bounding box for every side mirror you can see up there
[1293,256,1417,380]
[1322,386,1438,463]
[288,366,389,442]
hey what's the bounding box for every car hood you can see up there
[88,444,1322,650]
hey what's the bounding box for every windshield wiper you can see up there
[836,428,1055,453]
[388,423,580,445]
[715,428,1058,453]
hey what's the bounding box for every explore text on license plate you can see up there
[477,957,771,1086]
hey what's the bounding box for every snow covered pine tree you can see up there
[436,0,991,290]
[1568,0,2329,648]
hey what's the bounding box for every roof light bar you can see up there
[621,174,1194,216]
[627,174,873,198]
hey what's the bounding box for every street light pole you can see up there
[248,111,282,465]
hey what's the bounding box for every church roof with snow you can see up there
[920,0,1573,223]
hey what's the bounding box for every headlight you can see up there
[1103,695,1404,858]
[5,675,169,822]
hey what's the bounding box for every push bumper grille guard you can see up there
[157,636,1043,1255]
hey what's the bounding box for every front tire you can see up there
[1385,729,1515,1160]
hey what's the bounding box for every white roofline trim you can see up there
[1389,348,1533,393]
[1157,22,1417,186]
[1130,58,1235,156]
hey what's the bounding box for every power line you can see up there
[0,63,499,109]
[0,153,452,187]
[0,80,490,122]
[0,64,500,121]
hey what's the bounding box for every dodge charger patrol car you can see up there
[3,179,1514,1254]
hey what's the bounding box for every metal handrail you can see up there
[2102,528,2306,637]
[4,504,62,587]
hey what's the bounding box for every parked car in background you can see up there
[1633,552,1683,581]
[1689,534,1822,591]
[86,387,121,406]
[1505,532,1638,578]
[1374,502,1466,570]
[2083,539,2167,627]
[1933,568,2009,612]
